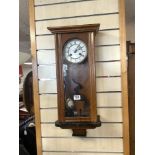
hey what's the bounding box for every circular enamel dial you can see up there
[64,39,87,63]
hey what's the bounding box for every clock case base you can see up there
[55,115,101,136]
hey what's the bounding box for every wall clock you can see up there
[48,24,101,136]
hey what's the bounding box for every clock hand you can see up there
[74,44,81,53]
[79,53,84,57]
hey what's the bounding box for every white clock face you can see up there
[64,39,87,63]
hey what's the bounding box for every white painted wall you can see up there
[33,0,124,154]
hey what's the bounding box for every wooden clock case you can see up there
[48,24,101,136]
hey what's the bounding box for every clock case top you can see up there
[48,24,101,136]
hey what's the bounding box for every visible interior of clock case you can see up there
[63,58,90,118]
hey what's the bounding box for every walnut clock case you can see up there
[48,24,101,136]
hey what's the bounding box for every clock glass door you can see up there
[63,38,90,118]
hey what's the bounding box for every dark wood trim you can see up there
[127,41,135,155]
[29,0,42,155]
[127,41,135,54]
[47,23,100,34]
[119,0,130,155]
[48,24,101,135]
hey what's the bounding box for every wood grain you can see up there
[119,0,130,155]
[29,0,42,155]
[128,49,135,155]
[47,26,100,127]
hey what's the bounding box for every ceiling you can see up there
[19,0,135,57]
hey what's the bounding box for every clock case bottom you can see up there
[55,115,101,136]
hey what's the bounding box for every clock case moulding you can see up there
[47,24,101,136]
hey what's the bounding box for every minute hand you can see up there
[74,44,81,53]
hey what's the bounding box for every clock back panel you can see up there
[63,59,90,118]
